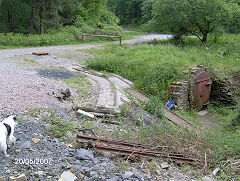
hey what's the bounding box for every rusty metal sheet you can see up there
[193,71,212,111]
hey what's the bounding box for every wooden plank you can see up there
[74,106,121,115]
[83,34,119,38]
[163,107,196,130]
[32,52,49,55]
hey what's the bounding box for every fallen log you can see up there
[77,109,95,118]
[91,112,116,118]
[101,120,121,125]
[74,106,121,115]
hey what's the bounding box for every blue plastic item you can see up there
[164,100,175,110]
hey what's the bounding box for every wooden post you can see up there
[82,35,84,42]
[119,36,122,45]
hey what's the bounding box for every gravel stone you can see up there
[20,141,31,149]
[122,171,134,179]
[106,176,120,181]
[74,149,94,160]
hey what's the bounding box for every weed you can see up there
[85,34,240,178]
[145,96,164,119]
[175,109,199,126]
[64,76,92,98]
[22,59,40,65]
[115,157,130,171]
[0,26,142,48]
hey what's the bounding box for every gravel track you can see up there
[0,58,71,114]
[0,34,172,114]
[0,116,152,180]
[0,35,201,181]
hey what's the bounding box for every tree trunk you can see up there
[40,0,44,34]
[29,0,35,35]
[7,10,13,32]
[202,33,208,42]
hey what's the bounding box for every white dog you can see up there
[0,115,17,157]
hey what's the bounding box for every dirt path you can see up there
[0,35,204,181]
[0,35,171,114]
[0,34,172,58]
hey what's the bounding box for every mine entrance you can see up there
[192,71,212,111]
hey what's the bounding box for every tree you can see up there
[39,0,44,34]
[109,0,144,25]
[0,0,31,33]
[44,0,62,30]
[149,0,239,42]
[141,0,155,22]
[29,0,36,34]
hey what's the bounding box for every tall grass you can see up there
[86,34,240,101]
[0,25,125,47]
[85,34,240,179]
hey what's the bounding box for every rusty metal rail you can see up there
[77,134,201,164]
[77,134,154,149]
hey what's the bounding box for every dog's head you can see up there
[2,115,17,129]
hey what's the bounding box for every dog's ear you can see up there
[13,116,18,126]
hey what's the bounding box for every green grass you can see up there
[64,76,91,93]
[85,34,240,101]
[0,45,25,49]
[20,59,41,65]
[84,33,240,179]
[122,31,146,40]
[0,26,145,49]
[123,25,145,32]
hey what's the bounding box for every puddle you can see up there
[37,69,77,79]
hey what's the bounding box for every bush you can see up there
[0,25,122,47]
[74,14,122,36]
[0,26,81,46]
[232,104,240,127]
[74,16,95,34]
[145,96,164,118]
[98,25,123,36]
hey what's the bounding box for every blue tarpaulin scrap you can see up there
[164,100,175,110]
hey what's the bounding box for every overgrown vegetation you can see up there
[0,27,144,48]
[0,0,124,47]
[85,34,240,179]
[86,34,240,100]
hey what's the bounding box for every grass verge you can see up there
[0,26,145,49]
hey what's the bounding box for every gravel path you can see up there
[0,34,172,114]
[0,57,72,114]
[0,115,196,181]
[0,35,200,181]
[0,115,152,180]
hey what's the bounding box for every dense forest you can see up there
[0,0,121,35]
[1,0,240,41]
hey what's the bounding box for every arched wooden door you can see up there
[192,71,212,111]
